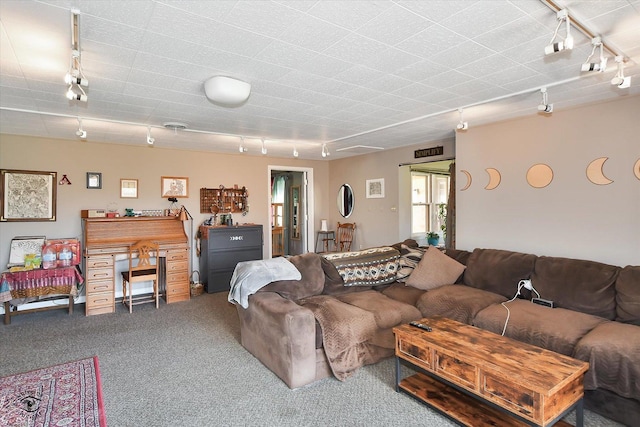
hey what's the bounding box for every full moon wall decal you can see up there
[526,164,554,188]
[586,157,614,185]
[634,159,640,180]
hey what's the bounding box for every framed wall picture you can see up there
[366,178,385,199]
[120,178,138,198]
[1,169,57,221]
[86,172,102,189]
[161,176,189,198]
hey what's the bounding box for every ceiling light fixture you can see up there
[65,9,88,102]
[321,143,330,158]
[261,138,267,155]
[238,136,247,153]
[456,108,468,131]
[581,37,607,73]
[293,146,299,158]
[146,126,155,145]
[204,76,251,107]
[537,88,553,114]
[611,56,631,88]
[163,122,188,135]
[544,9,573,55]
[75,118,86,139]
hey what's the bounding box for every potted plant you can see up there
[427,232,440,246]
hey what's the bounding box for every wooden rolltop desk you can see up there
[83,217,190,316]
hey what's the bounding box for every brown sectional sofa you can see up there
[234,244,640,426]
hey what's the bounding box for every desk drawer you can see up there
[86,267,113,281]
[435,352,477,390]
[167,270,188,285]
[166,259,188,273]
[86,292,114,315]
[86,280,114,293]
[481,372,536,418]
[166,250,188,262]
[87,256,113,269]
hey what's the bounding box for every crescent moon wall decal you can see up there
[484,168,501,190]
[634,158,640,180]
[586,157,613,185]
[461,170,472,191]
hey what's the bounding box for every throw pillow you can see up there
[405,246,466,290]
[396,244,426,283]
[323,247,399,287]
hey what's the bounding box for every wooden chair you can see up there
[121,240,160,313]
[335,222,356,252]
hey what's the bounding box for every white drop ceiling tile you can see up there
[278,14,350,53]
[296,54,355,79]
[473,16,550,53]
[423,70,473,89]
[360,74,413,93]
[82,16,145,51]
[0,93,37,110]
[396,25,467,60]
[333,65,386,85]
[340,85,385,103]
[311,78,360,97]
[223,1,303,38]
[440,1,525,39]
[323,33,390,66]
[392,60,449,84]
[80,1,154,28]
[159,0,239,21]
[0,73,28,89]
[455,55,521,80]
[431,41,497,70]
[252,80,309,99]
[307,1,393,31]
[397,1,477,23]
[362,47,423,74]
[241,58,292,82]
[255,41,318,69]
[367,92,411,108]
[356,3,433,46]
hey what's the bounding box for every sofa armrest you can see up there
[236,291,317,389]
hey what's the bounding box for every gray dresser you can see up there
[199,224,263,293]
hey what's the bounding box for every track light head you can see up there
[65,73,89,86]
[238,136,247,153]
[321,143,330,158]
[75,129,86,139]
[581,37,607,73]
[538,103,553,113]
[456,122,469,131]
[261,138,267,155]
[66,88,87,102]
[544,9,573,56]
[293,147,299,158]
[146,126,155,145]
[611,56,631,88]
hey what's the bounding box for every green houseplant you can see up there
[427,232,440,246]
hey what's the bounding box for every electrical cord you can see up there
[500,280,541,336]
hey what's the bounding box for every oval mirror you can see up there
[337,184,354,218]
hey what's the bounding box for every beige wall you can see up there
[0,135,330,269]
[327,139,456,250]
[456,95,640,267]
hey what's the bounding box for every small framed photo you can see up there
[366,178,385,199]
[161,176,189,198]
[120,178,138,198]
[86,172,102,189]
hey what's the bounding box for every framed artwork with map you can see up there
[1,169,57,221]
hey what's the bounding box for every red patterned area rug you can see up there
[0,356,107,426]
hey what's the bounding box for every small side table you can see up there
[315,230,335,253]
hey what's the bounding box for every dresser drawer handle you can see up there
[94,298,109,303]
[94,262,110,267]
[94,285,109,290]
[93,273,109,278]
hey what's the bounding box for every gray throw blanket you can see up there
[228,258,301,308]
[298,295,378,381]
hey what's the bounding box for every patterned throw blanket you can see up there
[298,295,378,381]
[323,246,399,287]
[0,356,106,426]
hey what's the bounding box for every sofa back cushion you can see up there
[615,265,640,325]
[320,257,372,295]
[464,248,537,298]
[260,253,325,300]
[323,247,399,287]
[531,256,619,319]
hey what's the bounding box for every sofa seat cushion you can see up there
[381,282,426,307]
[260,253,324,300]
[473,300,607,356]
[573,321,640,399]
[464,248,537,298]
[416,285,506,325]
[615,265,640,325]
[532,256,619,320]
[336,290,422,329]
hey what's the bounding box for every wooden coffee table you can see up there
[393,316,589,427]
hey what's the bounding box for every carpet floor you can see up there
[0,292,625,427]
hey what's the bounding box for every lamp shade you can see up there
[204,76,251,107]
